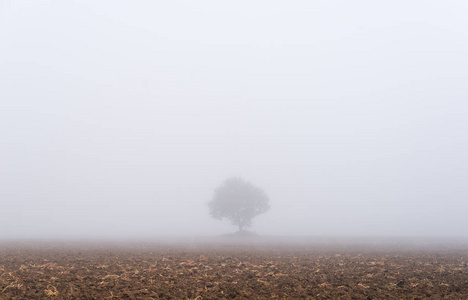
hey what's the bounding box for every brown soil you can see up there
[0,241,467,299]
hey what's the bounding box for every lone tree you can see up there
[208,177,270,232]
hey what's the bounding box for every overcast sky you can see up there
[1,0,467,239]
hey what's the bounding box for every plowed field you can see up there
[1,239,467,299]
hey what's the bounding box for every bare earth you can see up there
[1,237,467,299]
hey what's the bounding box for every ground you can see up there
[0,238,467,299]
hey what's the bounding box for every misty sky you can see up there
[1,1,467,238]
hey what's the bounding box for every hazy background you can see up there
[1,0,467,239]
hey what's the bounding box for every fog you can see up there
[1,1,467,239]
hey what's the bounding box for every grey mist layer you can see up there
[1,0,467,239]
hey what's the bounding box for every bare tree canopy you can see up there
[208,178,270,232]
